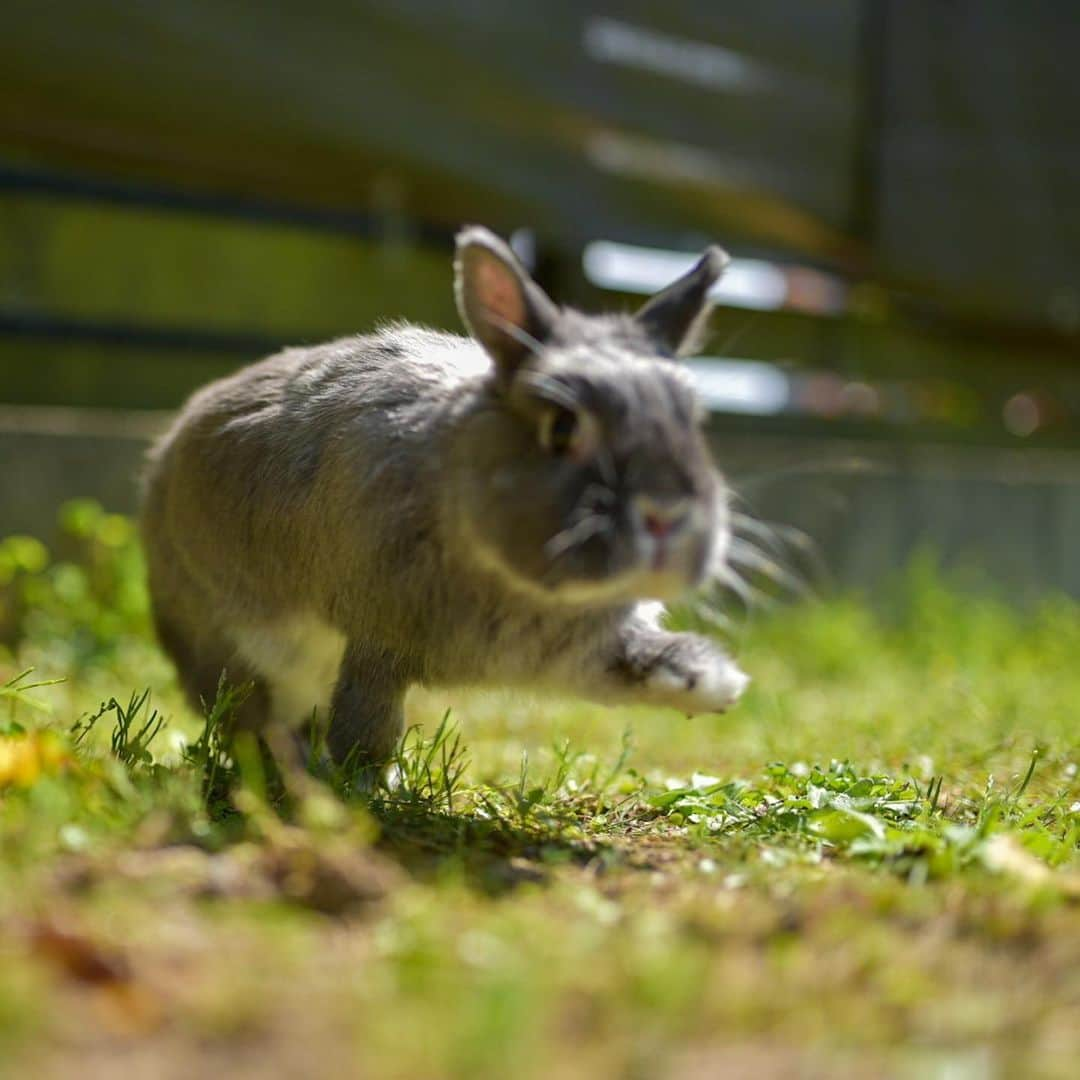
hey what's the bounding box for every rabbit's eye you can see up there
[541,407,579,456]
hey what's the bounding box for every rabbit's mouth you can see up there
[541,511,718,606]
[630,530,716,601]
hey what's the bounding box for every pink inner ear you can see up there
[476,256,526,330]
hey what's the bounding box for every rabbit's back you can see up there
[150,325,487,489]
[142,327,489,626]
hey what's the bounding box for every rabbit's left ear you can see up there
[455,226,559,381]
[635,247,729,357]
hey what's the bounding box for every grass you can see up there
[1,503,1079,1078]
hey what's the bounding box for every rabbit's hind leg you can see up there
[145,528,271,729]
[152,606,271,728]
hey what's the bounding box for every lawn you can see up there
[1,502,1078,1079]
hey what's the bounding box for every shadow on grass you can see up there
[366,798,605,894]
[329,715,638,895]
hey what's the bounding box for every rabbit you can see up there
[140,226,749,769]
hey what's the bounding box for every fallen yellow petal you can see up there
[0,732,71,789]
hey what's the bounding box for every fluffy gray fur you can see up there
[141,226,748,767]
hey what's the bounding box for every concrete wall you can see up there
[713,432,1080,599]
[0,406,167,539]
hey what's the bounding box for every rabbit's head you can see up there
[449,227,729,606]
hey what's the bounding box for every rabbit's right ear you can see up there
[635,246,729,357]
[455,227,559,381]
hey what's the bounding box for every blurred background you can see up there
[2,2,1079,596]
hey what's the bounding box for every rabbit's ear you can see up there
[455,226,559,379]
[635,246,729,357]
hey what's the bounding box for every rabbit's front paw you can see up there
[645,644,749,715]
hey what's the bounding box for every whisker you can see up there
[486,312,545,358]
[544,513,610,561]
[727,538,813,599]
[517,371,581,412]
[730,510,796,557]
[765,524,831,584]
[767,521,820,556]
[730,510,830,584]
[715,564,776,614]
[687,599,738,635]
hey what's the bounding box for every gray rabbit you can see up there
[141,226,748,768]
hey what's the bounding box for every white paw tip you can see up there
[698,659,750,711]
[645,656,750,714]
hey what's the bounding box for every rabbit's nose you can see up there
[633,495,692,539]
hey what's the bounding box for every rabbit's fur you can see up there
[141,227,748,766]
